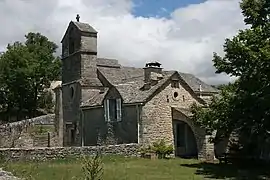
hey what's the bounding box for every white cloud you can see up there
[0,0,245,85]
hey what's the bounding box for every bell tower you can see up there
[60,15,102,146]
[61,15,102,87]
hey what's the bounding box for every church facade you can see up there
[54,18,219,160]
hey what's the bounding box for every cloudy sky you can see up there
[0,0,246,85]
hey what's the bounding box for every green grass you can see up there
[1,156,206,180]
[1,156,269,180]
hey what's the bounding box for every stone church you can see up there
[54,17,219,160]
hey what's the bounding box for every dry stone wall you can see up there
[0,144,139,162]
[0,114,58,148]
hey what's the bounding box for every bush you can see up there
[81,151,103,180]
[139,139,174,159]
[151,139,174,159]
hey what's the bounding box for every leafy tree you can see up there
[191,0,270,147]
[191,83,237,139]
[0,33,61,121]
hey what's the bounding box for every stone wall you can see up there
[0,114,58,148]
[0,144,139,161]
[140,73,215,160]
[141,74,201,145]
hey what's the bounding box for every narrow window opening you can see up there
[104,98,122,122]
[68,28,75,55]
[69,39,75,54]
[70,87,74,98]
[171,80,180,88]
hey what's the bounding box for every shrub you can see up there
[139,139,174,159]
[151,139,174,159]
[81,151,103,180]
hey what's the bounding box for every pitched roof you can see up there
[61,21,97,43]
[97,58,120,68]
[80,59,218,107]
[97,66,144,85]
[72,21,97,33]
[179,72,219,93]
[81,88,109,107]
[113,71,174,103]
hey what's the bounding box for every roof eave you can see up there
[81,105,103,110]
[60,21,73,43]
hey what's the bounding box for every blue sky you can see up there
[132,0,206,18]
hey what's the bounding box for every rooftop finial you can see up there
[76,14,80,22]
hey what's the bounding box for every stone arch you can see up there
[172,107,207,159]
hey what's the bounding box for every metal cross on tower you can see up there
[76,14,80,22]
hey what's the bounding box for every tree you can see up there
[0,32,61,121]
[191,0,270,151]
[191,83,237,140]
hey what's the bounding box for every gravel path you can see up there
[0,168,21,180]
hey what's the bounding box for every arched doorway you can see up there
[172,107,215,160]
[172,120,198,158]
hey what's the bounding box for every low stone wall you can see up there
[0,144,139,161]
[0,114,54,129]
[0,114,57,148]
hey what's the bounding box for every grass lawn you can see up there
[1,156,270,180]
[1,156,207,180]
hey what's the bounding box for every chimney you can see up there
[143,61,163,88]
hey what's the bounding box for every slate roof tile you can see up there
[179,72,218,93]
[72,21,97,33]
[80,59,218,107]
[81,88,108,107]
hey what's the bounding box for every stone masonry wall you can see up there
[0,114,58,148]
[0,144,139,162]
[141,74,215,160]
[141,75,200,145]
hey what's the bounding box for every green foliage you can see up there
[81,152,104,180]
[38,91,54,113]
[0,156,228,180]
[140,139,173,159]
[213,0,270,139]
[151,139,174,159]
[22,162,40,180]
[192,0,270,155]
[191,83,237,137]
[0,32,61,121]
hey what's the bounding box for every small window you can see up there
[174,92,179,98]
[104,98,122,122]
[70,129,75,144]
[70,87,74,98]
[171,80,179,88]
[69,39,75,54]
[68,28,75,55]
